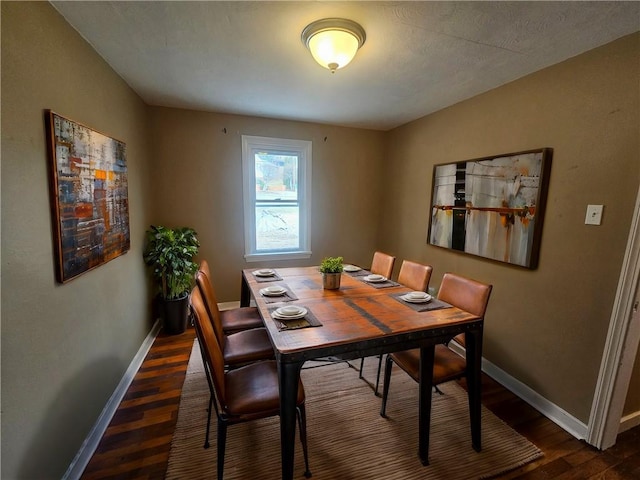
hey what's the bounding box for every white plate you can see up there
[276,306,305,316]
[260,286,286,296]
[273,306,308,320]
[406,291,430,300]
[343,264,361,272]
[401,294,432,304]
[364,274,386,283]
[255,269,275,277]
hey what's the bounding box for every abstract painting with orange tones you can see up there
[46,111,130,283]
[428,148,552,269]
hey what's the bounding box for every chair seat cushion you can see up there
[225,360,305,415]
[390,349,421,382]
[433,344,466,384]
[390,344,466,385]
[220,306,264,333]
[223,327,274,366]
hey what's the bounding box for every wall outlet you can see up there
[585,204,604,225]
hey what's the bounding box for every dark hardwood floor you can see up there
[80,328,197,480]
[80,326,640,479]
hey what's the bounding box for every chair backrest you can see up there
[397,260,433,292]
[438,273,493,347]
[190,286,226,404]
[195,270,226,347]
[370,251,396,279]
[200,259,212,282]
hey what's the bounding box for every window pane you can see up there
[255,204,300,251]
[255,153,298,201]
[242,135,311,261]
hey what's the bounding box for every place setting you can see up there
[360,273,400,288]
[392,290,453,312]
[258,284,298,303]
[342,264,370,277]
[252,268,283,282]
[268,305,322,331]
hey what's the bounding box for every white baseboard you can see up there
[482,358,589,440]
[62,320,162,480]
[619,410,640,433]
[449,342,589,441]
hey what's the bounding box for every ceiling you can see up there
[51,1,639,131]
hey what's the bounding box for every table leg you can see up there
[418,345,435,465]
[466,326,483,452]
[240,274,250,307]
[279,360,303,480]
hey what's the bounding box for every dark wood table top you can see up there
[243,266,481,361]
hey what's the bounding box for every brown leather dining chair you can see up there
[370,251,396,279]
[380,272,492,417]
[360,259,433,394]
[397,260,433,293]
[195,270,274,367]
[199,260,264,333]
[190,287,311,480]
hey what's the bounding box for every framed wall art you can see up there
[45,110,130,283]
[427,148,552,269]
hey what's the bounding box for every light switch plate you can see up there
[585,204,604,225]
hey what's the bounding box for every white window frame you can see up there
[241,135,312,262]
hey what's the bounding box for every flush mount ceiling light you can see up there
[301,18,366,73]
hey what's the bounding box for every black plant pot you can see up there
[162,294,189,335]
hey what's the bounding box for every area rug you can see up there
[165,341,542,479]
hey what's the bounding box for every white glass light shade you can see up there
[302,18,366,73]
[308,30,359,72]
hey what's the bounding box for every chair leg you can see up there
[361,355,383,396]
[374,354,384,396]
[217,421,227,480]
[297,405,312,478]
[380,354,393,418]
[204,393,213,448]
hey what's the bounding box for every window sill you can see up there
[244,251,312,263]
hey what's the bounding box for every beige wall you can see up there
[1,3,154,478]
[624,347,640,417]
[379,33,640,423]
[2,3,638,478]
[148,107,386,301]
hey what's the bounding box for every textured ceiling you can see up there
[51,1,639,131]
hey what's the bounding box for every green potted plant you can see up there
[319,256,344,290]
[143,225,200,334]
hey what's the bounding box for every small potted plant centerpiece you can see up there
[143,225,200,335]
[319,256,344,290]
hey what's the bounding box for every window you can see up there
[242,135,312,261]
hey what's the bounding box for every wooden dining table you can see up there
[240,266,484,480]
